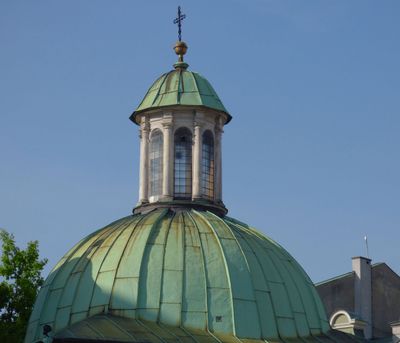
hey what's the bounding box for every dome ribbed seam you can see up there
[225,220,281,340]
[136,209,170,316]
[41,217,130,336]
[108,214,151,313]
[191,73,203,106]
[191,210,236,337]
[155,210,175,325]
[87,219,137,316]
[184,211,221,342]
[151,73,171,108]
[230,222,308,339]
[207,212,264,340]
[67,219,131,326]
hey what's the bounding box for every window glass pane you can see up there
[202,130,214,200]
[149,130,163,197]
[174,128,192,199]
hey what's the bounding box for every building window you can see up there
[202,130,214,199]
[149,130,163,197]
[174,127,192,199]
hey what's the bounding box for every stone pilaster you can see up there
[192,120,202,200]
[138,116,150,204]
[214,116,223,203]
[162,114,173,201]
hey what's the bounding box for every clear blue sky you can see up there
[1,1,399,282]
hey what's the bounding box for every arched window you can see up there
[174,127,192,199]
[149,130,163,198]
[201,130,214,199]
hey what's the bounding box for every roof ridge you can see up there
[315,271,354,286]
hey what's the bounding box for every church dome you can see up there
[130,68,232,124]
[25,208,329,342]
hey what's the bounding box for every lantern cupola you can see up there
[130,39,231,216]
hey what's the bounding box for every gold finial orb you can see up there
[174,41,188,57]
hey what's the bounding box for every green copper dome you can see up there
[25,208,330,342]
[130,68,232,124]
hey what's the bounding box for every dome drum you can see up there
[135,106,226,214]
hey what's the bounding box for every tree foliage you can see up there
[0,229,47,343]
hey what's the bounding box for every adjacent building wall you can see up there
[316,272,354,317]
[316,262,400,340]
[371,264,400,338]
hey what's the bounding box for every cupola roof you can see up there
[131,69,231,124]
[130,41,231,124]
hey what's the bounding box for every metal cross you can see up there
[173,6,186,42]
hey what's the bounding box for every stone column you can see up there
[138,116,149,204]
[214,117,223,203]
[162,117,173,201]
[192,120,202,200]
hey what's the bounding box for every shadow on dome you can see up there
[25,253,119,342]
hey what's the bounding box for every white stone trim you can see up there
[162,113,173,200]
[138,115,150,204]
[330,310,366,336]
[192,115,203,199]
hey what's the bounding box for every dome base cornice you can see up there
[133,200,228,217]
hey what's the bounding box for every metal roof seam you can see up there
[184,211,212,335]
[88,219,135,313]
[232,221,300,339]
[103,315,137,340]
[207,211,264,339]
[136,319,169,343]
[187,210,234,336]
[191,72,203,106]
[37,218,129,336]
[156,210,177,324]
[310,286,331,332]
[151,73,171,108]
[137,209,170,314]
[276,256,317,337]
[192,210,236,336]
[249,233,304,338]
[287,261,324,333]
[84,319,106,338]
[179,212,192,330]
[179,69,185,96]
[69,228,117,318]
[224,220,280,340]
[175,212,186,326]
[108,212,153,306]
[57,223,121,329]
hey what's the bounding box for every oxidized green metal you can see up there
[25,209,330,343]
[52,314,365,343]
[130,69,232,124]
